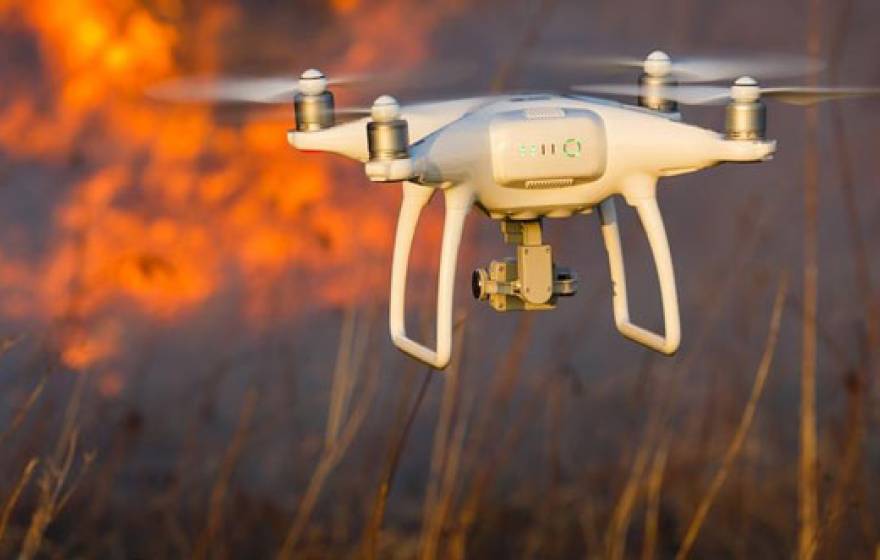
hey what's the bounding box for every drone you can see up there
[152,51,880,369]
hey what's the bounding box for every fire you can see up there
[0,1,468,371]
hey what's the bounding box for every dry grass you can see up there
[362,365,433,559]
[0,458,38,545]
[0,260,876,558]
[419,320,471,560]
[676,276,788,559]
[19,372,94,560]
[642,440,668,560]
[0,373,46,449]
[193,388,258,560]
[799,1,823,557]
[277,309,381,559]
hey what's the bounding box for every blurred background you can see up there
[0,0,878,558]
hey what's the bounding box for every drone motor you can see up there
[294,69,335,131]
[367,95,410,161]
[725,77,767,140]
[364,96,416,183]
[638,51,678,113]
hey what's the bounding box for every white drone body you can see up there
[290,90,774,368]
[153,50,877,369]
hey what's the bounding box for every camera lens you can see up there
[471,269,485,300]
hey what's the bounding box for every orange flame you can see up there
[0,0,468,371]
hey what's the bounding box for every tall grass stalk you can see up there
[676,276,788,559]
[822,0,877,549]
[362,366,433,560]
[277,312,380,558]
[605,189,778,559]
[606,427,654,560]
[193,388,258,560]
[449,373,550,560]
[799,0,823,557]
[0,375,46,448]
[642,439,668,560]
[20,371,93,560]
[0,458,38,546]
[419,320,469,560]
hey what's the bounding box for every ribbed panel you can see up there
[523,178,574,189]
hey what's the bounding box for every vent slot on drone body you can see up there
[524,178,575,189]
[524,107,566,119]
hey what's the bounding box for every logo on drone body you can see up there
[518,138,583,158]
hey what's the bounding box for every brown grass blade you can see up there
[642,440,669,560]
[676,276,788,559]
[0,374,47,448]
[0,458,39,545]
[192,388,258,560]
[0,333,24,358]
[277,318,381,559]
[361,366,434,560]
[799,1,823,557]
[419,319,469,560]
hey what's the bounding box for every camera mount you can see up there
[472,220,577,311]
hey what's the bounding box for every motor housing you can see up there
[725,76,767,140]
[725,99,766,140]
[638,73,678,113]
[364,96,416,183]
[294,91,335,131]
[367,119,409,161]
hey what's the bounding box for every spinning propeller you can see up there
[538,49,824,83]
[564,51,880,139]
[148,62,474,105]
[572,77,880,106]
[147,69,359,104]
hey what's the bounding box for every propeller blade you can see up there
[539,52,822,82]
[146,72,373,104]
[573,83,880,107]
[669,55,823,82]
[571,83,730,105]
[148,61,477,105]
[147,76,302,104]
[760,86,880,105]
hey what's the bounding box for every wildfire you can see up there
[0,0,468,371]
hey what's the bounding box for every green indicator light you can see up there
[563,138,582,158]
[519,144,527,157]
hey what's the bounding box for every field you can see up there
[0,0,879,558]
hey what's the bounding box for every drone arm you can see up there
[389,182,473,369]
[599,196,681,355]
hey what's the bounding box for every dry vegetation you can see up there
[1,0,879,558]
[0,263,877,559]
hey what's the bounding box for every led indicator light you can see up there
[563,138,582,158]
